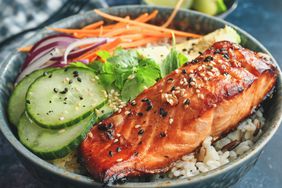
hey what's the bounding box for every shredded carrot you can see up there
[82,20,104,30]
[103,16,131,29]
[140,10,158,23]
[162,0,184,28]
[118,34,144,41]
[94,9,201,38]
[18,45,33,52]
[120,37,162,48]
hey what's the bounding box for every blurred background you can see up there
[0,0,281,187]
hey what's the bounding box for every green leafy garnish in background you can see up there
[72,49,161,101]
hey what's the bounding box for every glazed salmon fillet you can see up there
[80,41,277,183]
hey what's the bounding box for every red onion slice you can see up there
[23,34,76,69]
[62,38,111,64]
[17,48,62,83]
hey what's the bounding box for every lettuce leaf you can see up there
[160,48,188,77]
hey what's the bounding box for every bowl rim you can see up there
[0,5,281,187]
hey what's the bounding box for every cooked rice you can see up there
[165,108,265,179]
[49,108,265,181]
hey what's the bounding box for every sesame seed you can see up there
[88,132,94,138]
[114,139,119,143]
[116,158,123,162]
[175,69,179,74]
[116,147,122,152]
[135,124,141,129]
[196,89,200,93]
[138,129,144,135]
[160,132,166,138]
[169,118,174,125]
[59,117,64,121]
[109,151,113,157]
[124,111,131,115]
[117,133,121,137]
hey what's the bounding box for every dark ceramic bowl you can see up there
[0,5,281,188]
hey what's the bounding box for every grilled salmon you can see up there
[80,41,277,184]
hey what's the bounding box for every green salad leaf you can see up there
[160,48,188,77]
[71,49,161,101]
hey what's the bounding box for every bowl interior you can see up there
[0,5,281,187]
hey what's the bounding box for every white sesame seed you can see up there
[114,139,119,143]
[207,71,214,77]
[117,133,121,137]
[116,158,123,162]
[169,118,174,125]
[196,89,200,93]
[88,132,94,138]
[175,69,179,73]
[59,117,64,121]
[135,124,141,129]
[124,111,131,115]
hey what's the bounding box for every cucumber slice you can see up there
[8,68,55,126]
[96,104,114,121]
[18,112,96,160]
[26,68,107,129]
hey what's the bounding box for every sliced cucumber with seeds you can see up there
[26,67,107,129]
[8,68,55,126]
[18,112,96,160]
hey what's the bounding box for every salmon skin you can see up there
[80,41,277,184]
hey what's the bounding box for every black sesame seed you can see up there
[138,129,144,135]
[146,105,152,111]
[26,100,30,104]
[223,72,229,76]
[73,70,79,75]
[130,100,136,106]
[69,80,73,84]
[53,88,58,93]
[198,51,203,55]
[137,112,143,117]
[160,132,166,138]
[214,49,221,54]
[77,77,82,82]
[159,108,168,117]
[183,62,189,66]
[98,123,107,131]
[170,86,176,91]
[204,56,213,62]
[48,74,52,78]
[63,102,67,104]
[83,105,86,107]
[49,100,52,103]
[191,59,199,64]
[222,53,229,59]
[107,123,114,129]
[184,99,190,105]
[182,48,187,52]
[60,88,68,94]
[64,68,69,72]
[79,96,83,100]
[64,97,67,101]
[133,151,139,156]
[116,147,122,152]
[181,69,187,74]
[109,151,113,157]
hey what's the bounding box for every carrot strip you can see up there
[120,37,162,48]
[103,16,130,29]
[82,20,104,30]
[162,0,184,28]
[140,10,158,23]
[18,45,33,52]
[117,34,144,41]
[94,9,202,38]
